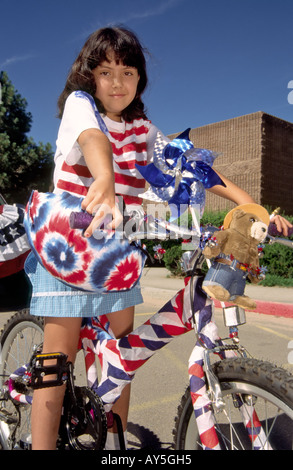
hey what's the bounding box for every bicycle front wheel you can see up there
[0,310,43,449]
[173,358,293,450]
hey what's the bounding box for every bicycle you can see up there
[0,209,292,450]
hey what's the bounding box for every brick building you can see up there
[170,111,293,215]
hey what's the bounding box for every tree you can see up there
[0,71,54,204]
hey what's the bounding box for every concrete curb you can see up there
[213,299,293,318]
[141,268,293,319]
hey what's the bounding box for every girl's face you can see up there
[92,55,140,122]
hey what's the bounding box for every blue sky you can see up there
[1,0,293,149]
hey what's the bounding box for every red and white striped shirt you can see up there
[54,92,165,206]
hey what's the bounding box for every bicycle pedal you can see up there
[30,352,69,389]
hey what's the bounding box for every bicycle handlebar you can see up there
[267,235,293,248]
[268,223,293,238]
[69,210,201,242]
[69,211,293,248]
[267,223,293,248]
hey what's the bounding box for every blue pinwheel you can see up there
[136,129,225,218]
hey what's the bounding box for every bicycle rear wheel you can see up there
[0,310,43,449]
[173,357,293,450]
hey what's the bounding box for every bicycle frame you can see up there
[78,269,269,450]
[4,214,292,450]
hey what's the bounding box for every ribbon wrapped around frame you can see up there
[24,190,146,293]
[136,129,225,218]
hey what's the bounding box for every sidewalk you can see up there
[140,267,293,318]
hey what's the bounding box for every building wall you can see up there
[260,113,293,215]
[169,111,293,215]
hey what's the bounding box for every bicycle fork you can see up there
[188,317,225,450]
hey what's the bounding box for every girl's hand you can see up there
[270,214,293,237]
[81,178,123,237]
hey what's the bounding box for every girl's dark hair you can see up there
[57,26,148,121]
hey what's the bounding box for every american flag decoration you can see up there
[0,204,31,278]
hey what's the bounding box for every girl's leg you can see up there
[31,316,82,450]
[106,306,134,435]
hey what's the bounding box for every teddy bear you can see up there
[202,204,270,309]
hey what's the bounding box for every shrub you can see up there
[163,244,184,276]
[260,275,293,287]
[143,209,293,286]
[260,212,293,283]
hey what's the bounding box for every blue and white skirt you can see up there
[25,253,143,318]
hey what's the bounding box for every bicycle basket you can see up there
[24,190,146,293]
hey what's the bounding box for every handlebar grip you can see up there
[268,223,293,237]
[69,211,93,229]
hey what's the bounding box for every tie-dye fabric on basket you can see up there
[24,190,146,293]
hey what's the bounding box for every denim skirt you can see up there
[24,253,143,318]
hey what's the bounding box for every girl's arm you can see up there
[78,128,122,237]
[209,170,292,235]
[208,170,255,205]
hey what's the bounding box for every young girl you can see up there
[26,26,291,450]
